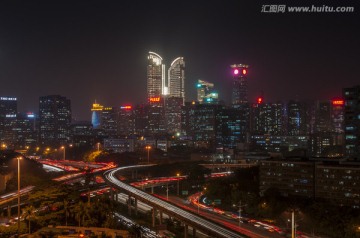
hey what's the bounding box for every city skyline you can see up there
[0,1,359,120]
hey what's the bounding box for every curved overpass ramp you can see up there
[104,165,247,238]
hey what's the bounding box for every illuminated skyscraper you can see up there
[231,64,249,105]
[331,98,344,134]
[168,57,185,104]
[196,80,217,104]
[343,85,360,159]
[12,112,38,148]
[251,102,286,136]
[39,95,71,146]
[165,97,183,134]
[101,107,118,138]
[91,101,103,129]
[287,100,309,136]
[118,105,135,136]
[0,96,17,147]
[147,52,166,99]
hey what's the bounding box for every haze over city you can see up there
[0,0,359,120]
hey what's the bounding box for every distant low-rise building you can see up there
[259,158,360,207]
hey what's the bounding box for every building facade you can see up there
[168,57,185,104]
[0,96,17,147]
[39,95,71,146]
[231,64,249,105]
[147,52,165,99]
[343,85,360,159]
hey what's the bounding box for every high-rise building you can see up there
[0,96,17,147]
[196,80,216,104]
[343,85,360,159]
[91,101,104,129]
[287,100,309,136]
[165,97,183,134]
[331,98,345,134]
[71,121,94,147]
[314,100,332,133]
[181,101,196,138]
[118,105,135,137]
[216,107,248,149]
[231,64,249,105]
[39,95,71,146]
[251,102,285,136]
[134,104,149,136]
[101,107,118,138]
[148,96,166,136]
[309,100,344,157]
[192,104,223,148]
[12,112,38,148]
[168,57,185,104]
[147,52,166,99]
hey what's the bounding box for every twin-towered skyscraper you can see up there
[147,52,185,104]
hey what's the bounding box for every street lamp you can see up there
[166,183,169,200]
[61,145,73,161]
[176,173,180,196]
[1,143,7,150]
[233,200,247,228]
[145,146,151,164]
[61,146,65,160]
[17,156,22,236]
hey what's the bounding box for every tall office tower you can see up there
[231,64,249,105]
[91,101,104,129]
[192,104,224,148]
[343,85,360,159]
[197,79,216,104]
[251,102,285,136]
[134,104,149,136]
[0,96,17,147]
[101,107,118,138]
[12,112,38,148]
[331,98,344,134]
[165,97,183,134]
[118,105,135,137]
[314,101,332,133]
[168,57,185,104]
[147,52,166,99]
[309,100,344,157]
[287,100,309,136]
[181,101,196,138]
[71,121,94,147]
[216,107,248,149]
[39,95,71,146]
[148,96,166,136]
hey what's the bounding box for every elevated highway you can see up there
[104,165,247,238]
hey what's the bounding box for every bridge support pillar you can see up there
[192,228,196,237]
[151,186,154,194]
[110,187,114,201]
[134,198,138,215]
[184,224,188,238]
[115,192,118,201]
[152,208,156,227]
[128,195,132,215]
[159,211,163,225]
[7,205,10,218]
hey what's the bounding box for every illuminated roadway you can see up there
[104,165,247,238]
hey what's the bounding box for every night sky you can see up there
[0,1,359,121]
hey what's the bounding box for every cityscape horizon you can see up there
[1,1,358,121]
